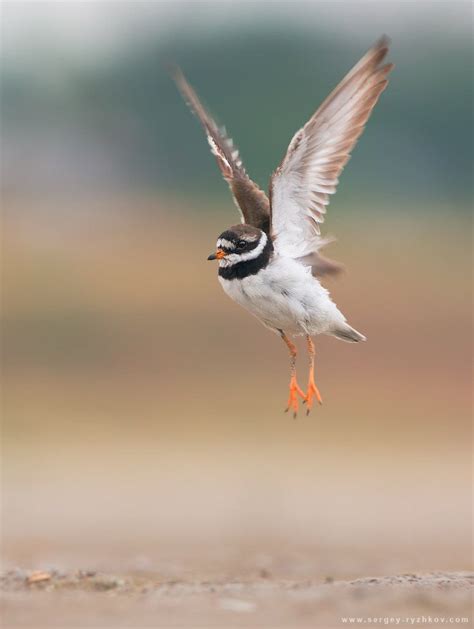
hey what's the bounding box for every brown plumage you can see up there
[171,66,271,234]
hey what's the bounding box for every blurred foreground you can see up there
[2,194,472,626]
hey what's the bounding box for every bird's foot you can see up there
[304,369,322,414]
[285,375,306,418]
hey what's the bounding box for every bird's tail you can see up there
[332,324,367,343]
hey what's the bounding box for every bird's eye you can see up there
[237,240,247,249]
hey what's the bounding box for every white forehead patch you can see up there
[216,238,235,250]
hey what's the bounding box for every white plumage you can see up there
[218,237,363,342]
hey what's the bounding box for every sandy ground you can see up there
[2,568,472,628]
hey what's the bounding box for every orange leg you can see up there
[304,335,323,414]
[279,330,305,418]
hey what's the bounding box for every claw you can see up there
[285,375,306,417]
[305,368,323,415]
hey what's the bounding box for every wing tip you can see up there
[166,61,185,85]
[368,35,392,70]
[375,34,392,50]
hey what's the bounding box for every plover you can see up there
[173,37,393,415]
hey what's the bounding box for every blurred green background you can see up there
[1,0,472,596]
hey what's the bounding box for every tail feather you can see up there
[332,324,367,343]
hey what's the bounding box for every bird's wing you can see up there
[172,67,271,234]
[269,37,393,268]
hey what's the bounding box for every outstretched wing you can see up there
[269,37,394,265]
[172,67,270,234]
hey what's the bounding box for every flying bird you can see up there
[172,37,393,416]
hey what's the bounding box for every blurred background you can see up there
[1,0,472,624]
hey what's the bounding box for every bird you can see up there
[172,37,393,416]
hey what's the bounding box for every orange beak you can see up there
[207,249,226,261]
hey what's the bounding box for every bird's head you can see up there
[207,224,270,266]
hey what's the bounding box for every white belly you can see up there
[218,257,346,336]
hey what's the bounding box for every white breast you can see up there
[218,255,346,336]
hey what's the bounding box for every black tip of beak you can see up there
[207,253,217,261]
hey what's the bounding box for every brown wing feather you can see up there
[172,66,270,233]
